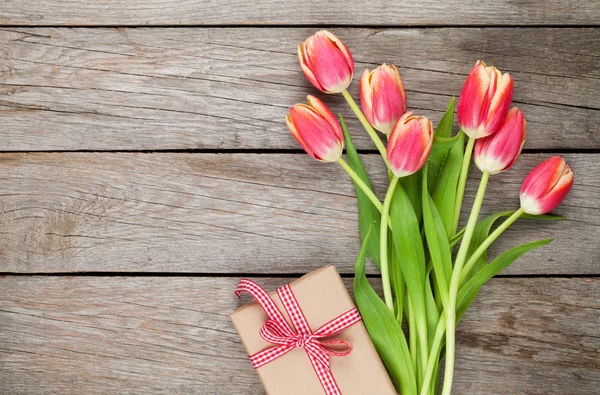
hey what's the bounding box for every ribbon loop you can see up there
[320,339,353,358]
[235,278,362,395]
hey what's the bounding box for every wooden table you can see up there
[0,2,599,394]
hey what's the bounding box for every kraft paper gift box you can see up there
[231,265,397,394]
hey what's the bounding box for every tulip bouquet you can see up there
[286,31,574,394]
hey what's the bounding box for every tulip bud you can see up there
[520,156,574,215]
[285,95,344,162]
[387,112,434,178]
[298,30,354,94]
[474,107,526,175]
[457,60,514,139]
[359,64,407,135]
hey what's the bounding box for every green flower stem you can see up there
[407,296,418,373]
[459,207,526,285]
[341,89,389,167]
[423,205,522,395]
[433,361,442,395]
[337,157,383,212]
[421,209,525,395]
[392,252,405,325]
[451,135,475,236]
[338,157,397,237]
[442,170,490,395]
[380,176,400,311]
[420,316,446,395]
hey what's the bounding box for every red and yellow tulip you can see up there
[359,64,407,135]
[457,61,514,139]
[520,156,574,215]
[298,30,354,94]
[387,112,433,177]
[285,95,344,162]
[474,107,527,174]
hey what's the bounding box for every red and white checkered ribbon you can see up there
[235,278,361,395]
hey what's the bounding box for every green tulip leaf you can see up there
[354,226,416,394]
[400,171,423,222]
[449,211,564,249]
[391,243,405,325]
[426,97,459,196]
[457,239,553,320]
[422,165,452,311]
[389,182,428,350]
[426,136,457,195]
[340,115,382,269]
[435,96,455,138]
[462,211,564,284]
[432,132,465,236]
[424,278,439,346]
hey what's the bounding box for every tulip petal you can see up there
[535,167,574,214]
[482,72,514,137]
[298,44,324,92]
[286,113,313,157]
[320,30,355,76]
[360,69,375,126]
[458,62,490,137]
[306,95,343,141]
[521,156,565,199]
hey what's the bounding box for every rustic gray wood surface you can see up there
[0,153,596,275]
[0,28,599,150]
[1,0,599,26]
[0,1,599,393]
[0,277,598,394]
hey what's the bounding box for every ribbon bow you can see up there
[235,278,362,395]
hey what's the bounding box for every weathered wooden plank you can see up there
[0,153,596,274]
[0,276,597,394]
[1,0,599,26]
[1,28,599,151]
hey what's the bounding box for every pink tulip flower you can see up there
[359,64,407,135]
[285,95,344,162]
[457,60,514,139]
[387,112,434,177]
[298,30,354,94]
[474,107,527,174]
[520,156,574,215]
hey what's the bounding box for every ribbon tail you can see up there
[304,346,342,395]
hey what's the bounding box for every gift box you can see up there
[231,265,396,395]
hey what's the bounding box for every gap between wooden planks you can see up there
[0,153,596,275]
[0,28,599,151]
[0,276,597,394]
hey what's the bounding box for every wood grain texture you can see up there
[0,276,597,394]
[1,27,599,151]
[0,152,596,274]
[1,0,599,26]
